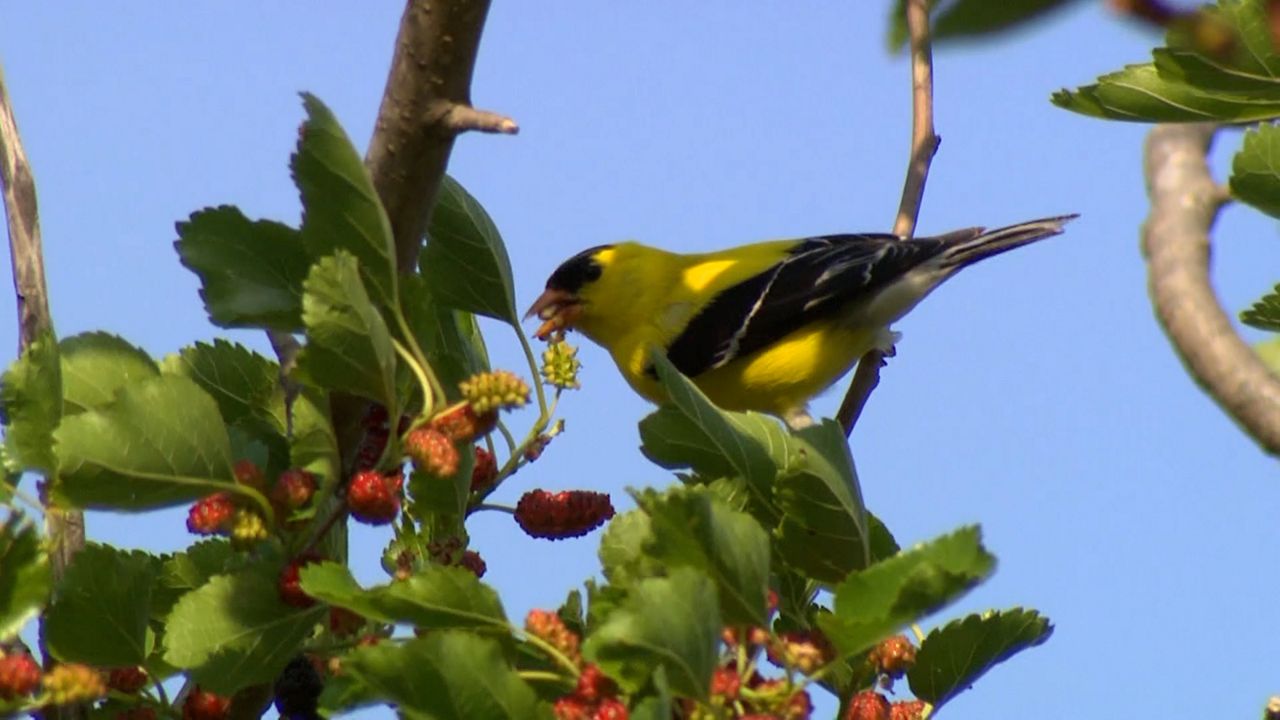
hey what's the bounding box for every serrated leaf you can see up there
[1231,124,1280,218]
[401,273,489,402]
[1242,284,1280,331]
[818,526,995,658]
[1,332,61,473]
[342,632,547,720]
[908,608,1054,709]
[636,487,770,625]
[163,564,325,694]
[294,93,397,310]
[152,540,234,621]
[174,206,311,330]
[598,509,665,587]
[295,251,397,408]
[51,375,246,511]
[645,351,780,516]
[772,420,872,584]
[584,567,721,700]
[889,0,1083,48]
[58,332,158,414]
[421,175,519,324]
[0,513,51,639]
[161,340,283,431]
[45,544,157,666]
[1055,1,1280,122]
[300,562,507,630]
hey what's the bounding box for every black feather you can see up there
[547,245,612,293]
[665,233,953,377]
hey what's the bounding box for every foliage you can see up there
[1055,0,1280,375]
[1,84,1053,719]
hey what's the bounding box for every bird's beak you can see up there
[525,288,583,340]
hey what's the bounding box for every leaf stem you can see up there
[391,335,436,416]
[519,630,580,678]
[517,670,570,685]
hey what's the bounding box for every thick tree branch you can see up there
[365,0,517,273]
[838,0,939,436]
[1,64,87,720]
[1143,123,1280,456]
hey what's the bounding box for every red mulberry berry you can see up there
[404,427,459,477]
[459,549,487,578]
[846,691,890,720]
[867,635,916,678]
[0,651,40,700]
[889,700,927,720]
[593,698,628,720]
[514,489,615,540]
[186,492,235,535]
[183,686,231,720]
[232,459,266,492]
[347,470,402,525]
[574,664,617,704]
[106,666,148,694]
[525,609,581,664]
[272,468,317,510]
[471,446,498,492]
[430,401,497,442]
[553,696,592,720]
[279,556,322,608]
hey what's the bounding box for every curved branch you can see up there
[838,0,938,436]
[1143,123,1280,456]
[364,0,517,273]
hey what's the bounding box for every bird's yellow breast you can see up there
[610,316,876,416]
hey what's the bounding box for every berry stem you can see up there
[515,670,570,685]
[515,326,549,418]
[472,502,515,514]
[911,623,926,644]
[518,629,581,678]
[391,337,432,416]
[392,308,446,415]
[494,418,517,454]
[467,393,561,512]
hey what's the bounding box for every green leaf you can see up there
[153,540,234,621]
[174,206,311,330]
[300,562,507,630]
[294,93,397,310]
[1242,284,1280,331]
[289,386,340,495]
[295,251,398,408]
[1055,2,1280,122]
[1,332,61,473]
[584,567,721,700]
[58,332,158,414]
[1231,124,1280,218]
[342,632,548,720]
[889,0,1082,48]
[52,374,244,511]
[644,351,780,515]
[636,487,770,626]
[45,544,157,666]
[421,175,519,324]
[818,526,995,658]
[0,513,51,639]
[629,668,674,720]
[598,509,665,587]
[409,443,474,520]
[163,564,325,694]
[161,339,284,429]
[908,608,1054,709]
[401,273,489,401]
[772,420,873,584]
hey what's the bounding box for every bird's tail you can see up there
[935,214,1078,270]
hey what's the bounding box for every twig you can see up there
[1143,124,1280,456]
[365,0,516,272]
[1,64,86,720]
[837,0,939,437]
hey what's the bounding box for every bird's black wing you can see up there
[664,233,952,378]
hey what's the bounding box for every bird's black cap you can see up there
[546,245,612,293]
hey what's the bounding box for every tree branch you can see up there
[1,64,86,720]
[838,0,939,436]
[1143,123,1280,456]
[364,0,517,273]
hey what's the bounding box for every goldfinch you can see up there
[527,215,1076,428]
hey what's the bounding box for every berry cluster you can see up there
[184,461,317,546]
[541,339,582,390]
[845,691,926,720]
[41,663,107,705]
[866,634,916,679]
[697,665,813,719]
[459,370,530,414]
[514,489,615,540]
[525,609,581,665]
[553,664,626,720]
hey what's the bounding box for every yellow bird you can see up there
[527,215,1075,429]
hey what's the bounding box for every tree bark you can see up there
[1142,123,1280,456]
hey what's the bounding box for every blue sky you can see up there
[2,3,1278,718]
